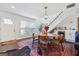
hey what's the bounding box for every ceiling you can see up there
[0,3,72,28]
[0,3,69,20]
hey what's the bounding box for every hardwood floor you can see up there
[0,39,76,56]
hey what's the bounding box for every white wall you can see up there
[0,18,1,40]
[52,6,77,42]
[0,11,36,42]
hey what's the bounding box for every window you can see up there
[20,30,25,35]
[20,20,39,37]
[20,21,32,36]
[20,21,28,28]
[3,18,13,24]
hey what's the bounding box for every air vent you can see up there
[66,3,75,8]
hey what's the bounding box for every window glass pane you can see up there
[3,18,13,24]
[20,21,28,28]
[20,29,25,35]
[20,20,39,37]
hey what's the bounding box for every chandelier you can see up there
[44,5,48,20]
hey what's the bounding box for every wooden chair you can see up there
[49,37,62,56]
[38,36,49,56]
[32,33,39,48]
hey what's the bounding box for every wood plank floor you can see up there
[0,39,76,56]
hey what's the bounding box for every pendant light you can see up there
[44,5,48,20]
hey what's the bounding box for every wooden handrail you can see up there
[48,11,63,26]
[48,3,76,27]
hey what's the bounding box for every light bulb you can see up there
[44,15,48,20]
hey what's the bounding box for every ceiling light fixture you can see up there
[44,5,48,20]
[11,5,15,8]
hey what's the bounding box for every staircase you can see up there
[48,3,76,32]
